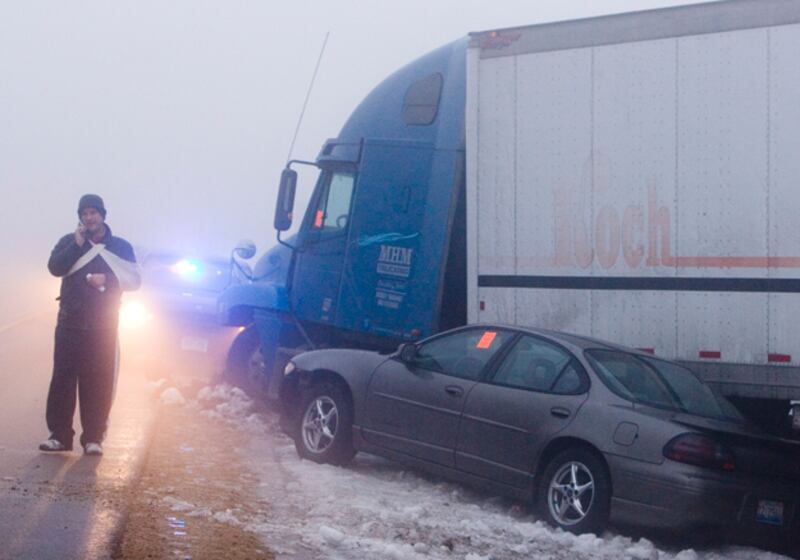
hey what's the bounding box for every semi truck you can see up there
[219,0,800,434]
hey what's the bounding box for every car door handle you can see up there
[444,385,464,397]
[550,407,571,419]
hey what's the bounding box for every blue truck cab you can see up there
[218,39,468,387]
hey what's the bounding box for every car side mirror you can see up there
[274,168,297,232]
[398,343,418,363]
[791,403,800,433]
[233,239,257,260]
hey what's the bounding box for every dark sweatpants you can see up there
[45,325,117,447]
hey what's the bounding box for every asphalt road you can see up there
[0,312,159,560]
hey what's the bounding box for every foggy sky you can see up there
[0,0,703,322]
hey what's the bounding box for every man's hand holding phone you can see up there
[75,222,87,246]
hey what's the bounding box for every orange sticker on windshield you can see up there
[314,210,324,228]
[476,331,497,349]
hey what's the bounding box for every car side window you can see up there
[551,362,589,395]
[492,335,585,394]
[413,329,512,380]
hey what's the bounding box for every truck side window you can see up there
[313,172,355,230]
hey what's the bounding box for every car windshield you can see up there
[585,349,743,421]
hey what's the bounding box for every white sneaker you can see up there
[83,442,103,456]
[39,438,71,452]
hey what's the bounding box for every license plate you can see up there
[756,499,784,526]
[180,336,208,353]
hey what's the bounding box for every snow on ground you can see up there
[171,384,791,560]
[158,386,186,405]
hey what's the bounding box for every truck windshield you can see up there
[585,349,744,422]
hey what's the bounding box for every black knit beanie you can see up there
[77,194,107,218]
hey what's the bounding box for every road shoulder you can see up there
[113,384,275,559]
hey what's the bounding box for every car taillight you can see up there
[663,433,736,471]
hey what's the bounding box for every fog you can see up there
[0,0,703,323]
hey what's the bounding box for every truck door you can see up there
[335,139,436,338]
[291,170,355,324]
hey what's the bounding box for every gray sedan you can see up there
[278,325,800,547]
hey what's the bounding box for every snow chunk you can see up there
[379,542,419,559]
[146,378,168,394]
[159,387,185,405]
[412,542,429,553]
[162,496,195,512]
[186,507,212,518]
[195,383,255,424]
[213,509,241,525]
[401,505,426,518]
[319,525,346,545]
[197,384,247,404]
[625,538,659,560]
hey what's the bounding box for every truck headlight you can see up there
[284,361,296,376]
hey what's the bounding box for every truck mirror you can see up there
[398,343,418,363]
[233,239,257,260]
[274,168,297,231]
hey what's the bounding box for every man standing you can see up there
[39,194,141,456]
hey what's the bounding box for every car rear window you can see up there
[585,349,743,421]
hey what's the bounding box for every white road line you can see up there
[0,312,50,335]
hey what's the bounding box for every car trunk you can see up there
[673,413,800,483]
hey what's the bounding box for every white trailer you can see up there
[466,0,800,424]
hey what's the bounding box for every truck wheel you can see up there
[224,326,268,393]
[538,448,611,535]
[295,382,355,466]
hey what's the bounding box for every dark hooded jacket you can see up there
[48,225,138,330]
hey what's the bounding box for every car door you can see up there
[363,328,513,467]
[456,335,590,489]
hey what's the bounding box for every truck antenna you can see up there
[286,32,329,164]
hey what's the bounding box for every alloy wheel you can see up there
[301,396,339,454]
[247,347,267,385]
[547,461,596,526]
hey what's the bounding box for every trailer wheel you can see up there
[224,325,268,393]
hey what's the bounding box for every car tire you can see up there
[538,447,611,535]
[224,325,268,393]
[294,382,355,466]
